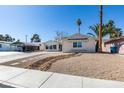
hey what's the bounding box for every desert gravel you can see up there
[47,53,124,82]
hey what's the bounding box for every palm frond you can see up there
[87,33,96,37]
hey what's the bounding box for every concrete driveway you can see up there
[0,51,66,64]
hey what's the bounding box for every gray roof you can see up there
[64,33,89,40]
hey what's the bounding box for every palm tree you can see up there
[76,18,82,34]
[88,24,108,38]
[87,24,108,52]
[106,20,123,38]
[88,19,122,52]
[99,5,103,52]
[88,20,123,39]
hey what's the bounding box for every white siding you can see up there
[0,43,10,51]
[0,43,18,51]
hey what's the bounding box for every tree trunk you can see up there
[98,5,103,53]
[78,26,80,34]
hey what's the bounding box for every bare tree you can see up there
[55,31,68,41]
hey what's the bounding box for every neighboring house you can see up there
[43,40,62,52]
[0,41,43,52]
[104,37,124,54]
[0,41,18,51]
[43,33,96,53]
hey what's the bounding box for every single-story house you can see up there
[0,41,18,51]
[104,37,124,54]
[42,40,62,52]
[62,33,96,52]
[43,33,96,53]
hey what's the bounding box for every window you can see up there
[50,45,52,49]
[73,42,82,48]
[53,45,56,49]
[78,42,82,47]
[73,42,77,48]
[0,44,2,48]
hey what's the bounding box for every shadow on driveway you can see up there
[0,83,15,88]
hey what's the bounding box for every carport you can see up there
[23,43,39,52]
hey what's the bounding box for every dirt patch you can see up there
[0,53,80,71]
[47,53,124,82]
[26,53,81,71]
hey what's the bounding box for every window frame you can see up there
[50,45,52,49]
[73,41,82,48]
[53,45,57,49]
[73,42,77,48]
[77,42,82,48]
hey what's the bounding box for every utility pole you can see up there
[98,5,103,53]
[25,35,27,43]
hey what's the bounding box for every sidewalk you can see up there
[0,65,124,88]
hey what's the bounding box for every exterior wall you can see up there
[118,42,124,54]
[32,43,43,51]
[102,43,111,53]
[10,45,19,51]
[39,43,44,51]
[0,43,18,51]
[0,43,10,51]
[62,38,96,53]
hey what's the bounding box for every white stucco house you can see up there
[0,41,19,51]
[42,40,62,52]
[43,33,96,53]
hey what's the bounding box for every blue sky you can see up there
[0,5,124,42]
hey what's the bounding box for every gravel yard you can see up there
[1,52,124,82]
[47,53,124,82]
